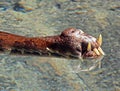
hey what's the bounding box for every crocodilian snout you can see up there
[83,34,105,58]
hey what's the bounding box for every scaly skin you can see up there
[0,28,104,59]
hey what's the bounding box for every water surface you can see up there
[0,0,120,91]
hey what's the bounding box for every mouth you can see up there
[82,34,105,58]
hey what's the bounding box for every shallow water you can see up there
[0,0,120,91]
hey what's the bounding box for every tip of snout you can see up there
[82,33,105,59]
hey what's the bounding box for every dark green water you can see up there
[0,0,120,91]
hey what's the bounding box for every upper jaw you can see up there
[67,33,105,59]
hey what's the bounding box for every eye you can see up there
[71,30,76,33]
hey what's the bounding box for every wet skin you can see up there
[0,28,104,59]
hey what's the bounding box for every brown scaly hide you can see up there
[0,28,104,59]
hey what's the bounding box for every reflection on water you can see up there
[71,56,104,72]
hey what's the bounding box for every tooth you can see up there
[98,47,105,55]
[97,34,102,46]
[46,47,54,53]
[21,50,24,54]
[87,42,91,51]
[93,48,100,55]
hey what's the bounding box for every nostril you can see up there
[76,48,81,52]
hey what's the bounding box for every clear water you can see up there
[0,0,120,91]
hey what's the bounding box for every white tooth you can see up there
[87,42,91,51]
[46,47,53,53]
[21,50,24,54]
[98,47,105,55]
[97,34,102,46]
[93,48,100,55]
